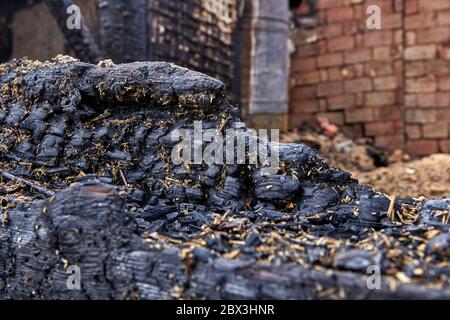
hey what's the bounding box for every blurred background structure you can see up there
[0,0,449,156]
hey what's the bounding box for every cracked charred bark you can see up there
[0,58,449,299]
[1,181,449,299]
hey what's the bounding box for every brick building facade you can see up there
[290,0,450,156]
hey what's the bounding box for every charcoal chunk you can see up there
[253,174,300,201]
[139,205,177,221]
[426,233,450,259]
[5,104,25,126]
[335,249,374,271]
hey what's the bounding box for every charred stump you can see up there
[0,57,449,299]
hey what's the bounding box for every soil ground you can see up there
[281,129,450,199]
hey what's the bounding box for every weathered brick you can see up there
[364,31,393,47]
[296,70,321,85]
[406,31,416,45]
[406,77,438,93]
[354,33,364,46]
[405,94,417,107]
[288,0,450,148]
[373,46,392,61]
[353,4,364,19]
[406,125,422,139]
[342,20,360,35]
[291,99,319,114]
[345,78,372,93]
[405,0,419,14]
[355,93,364,107]
[367,62,394,76]
[374,76,398,90]
[382,14,402,29]
[405,109,437,123]
[318,23,344,38]
[354,64,364,77]
[345,108,375,123]
[328,36,355,52]
[328,67,343,81]
[406,61,426,77]
[405,13,435,30]
[365,91,396,106]
[439,46,450,60]
[420,0,450,11]
[404,45,436,60]
[328,94,355,110]
[318,53,343,67]
[438,10,450,25]
[416,93,450,107]
[439,77,450,90]
[317,81,344,97]
[345,48,372,63]
[289,114,316,129]
[417,27,450,44]
[318,98,328,111]
[439,139,450,153]
[393,0,404,13]
[327,6,354,22]
[373,106,403,121]
[437,108,450,120]
[319,40,328,54]
[292,57,317,72]
[427,60,449,77]
[294,43,319,57]
[340,66,354,78]
[317,111,344,125]
[370,0,395,14]
[291,86,316,100]
[407,140,439,156]
[365,121,397,135]
[394,60,403,78]
[423,122,448,138]
[375,135,405,150]
[317,0,344,9]
[394,30,403,44]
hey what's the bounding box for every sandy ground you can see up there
[354,154,450,199]
[281,130,450,199]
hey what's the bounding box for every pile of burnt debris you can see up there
[0,56,449,299]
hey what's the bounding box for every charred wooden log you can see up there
[0,57,449,299]
[1,181,449,299]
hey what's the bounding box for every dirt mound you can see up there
[355,154,450,199]
[281,129,449,199]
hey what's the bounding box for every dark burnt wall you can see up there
[1,0,239,97]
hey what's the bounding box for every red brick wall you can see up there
[289,0,450,156]
[404,0,450,155]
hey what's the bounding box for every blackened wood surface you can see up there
[99,0,147,63]
[0,59,449,299]
[1,182,449,299]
